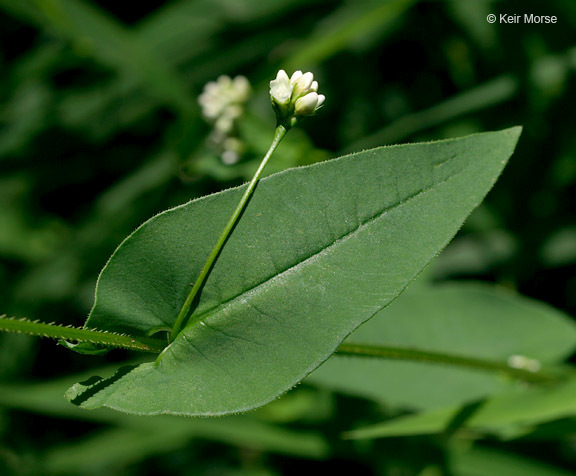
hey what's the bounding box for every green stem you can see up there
[170,125,289,341]
[0,315,165,353]
[337,342,558,384]
[0,314,560,384]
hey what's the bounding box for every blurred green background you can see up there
[1,0,575,474]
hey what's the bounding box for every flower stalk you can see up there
[170,69,325,341]
[169,124,288,341]
[0,70,325,349]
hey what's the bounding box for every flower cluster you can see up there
[198,75,251,164]
[270,70,325,126]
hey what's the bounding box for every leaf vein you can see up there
[191,170,463,328]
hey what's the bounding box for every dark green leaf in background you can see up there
[308,282,576,410]
[344,375,576,440]
[451,446,575,476]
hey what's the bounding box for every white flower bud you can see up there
[222,137,244,165]
[290,71,303,83]
[508,354,541,372]
[221,150,239,165]
[294,92,319,115]
[215,115,234,134]
[233,76,251,102]
[292,72,314,98]
[217,75,232,87]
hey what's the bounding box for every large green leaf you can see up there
[68,127,521,415]
[307,283,576,410]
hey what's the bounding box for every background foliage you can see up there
[0,0,575,474]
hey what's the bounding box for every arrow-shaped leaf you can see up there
[68,127,522,415]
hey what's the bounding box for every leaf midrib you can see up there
[184,167,465,333]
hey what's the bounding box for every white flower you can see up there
[198,75,251,127]
[198,75,251,164]
[270,70,292,106]
[269,69,325,126]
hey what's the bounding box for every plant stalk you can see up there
[0,314,561,383]
[170,125,288,341]
[0,315,165,353]
[337,342,558,384]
